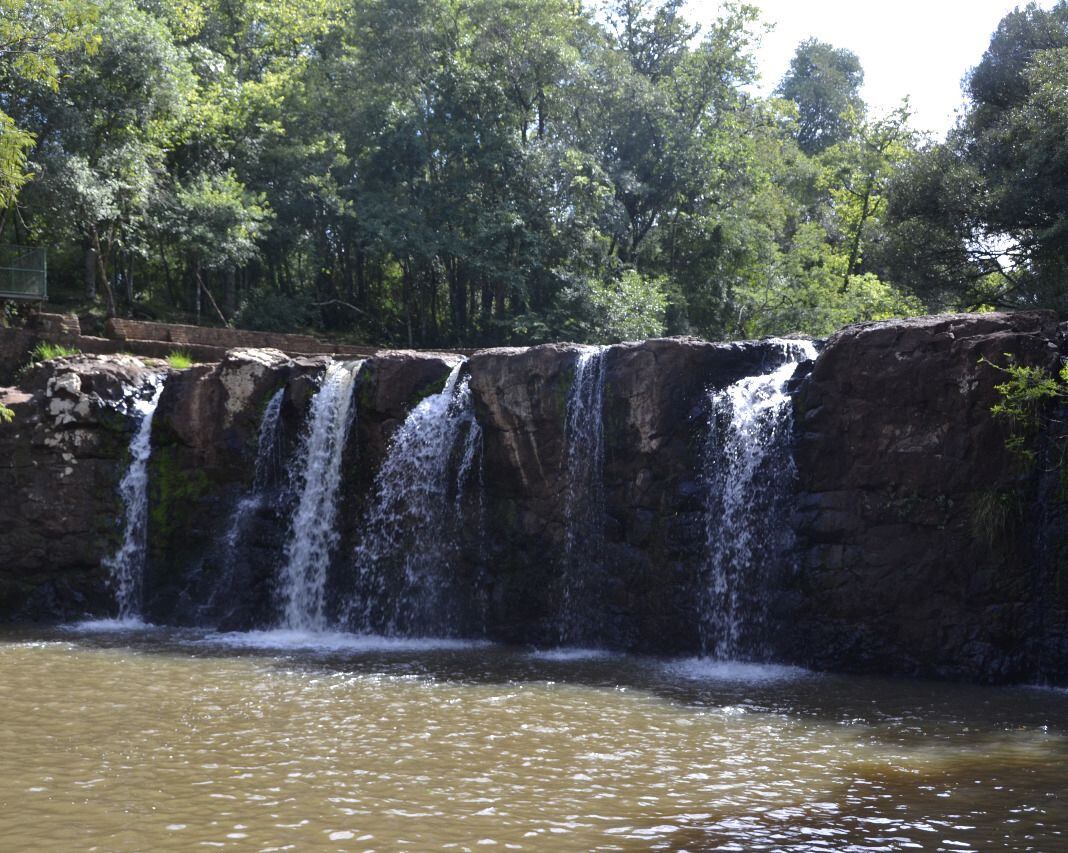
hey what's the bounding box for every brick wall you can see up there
[104,318,383,356]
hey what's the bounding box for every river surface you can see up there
[0,624,1065,851]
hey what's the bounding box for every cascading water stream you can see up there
[455,397,483,520]
[278,360,362,631]
[223,387,285,555]
[196,387,288,625]
[104,376,165,621]
[700,339,817,660]
[350,363,479,636]
[558,346,608,645]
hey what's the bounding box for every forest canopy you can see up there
[1,0,1066,347]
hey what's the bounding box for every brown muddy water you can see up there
[0,623,1065,851]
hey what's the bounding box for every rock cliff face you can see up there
[788,311,1067,682]
[1,313,1067,684]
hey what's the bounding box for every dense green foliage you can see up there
[1,0,1066,345]
[884,1,1068,311]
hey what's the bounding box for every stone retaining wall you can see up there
[0,313,476,383]
[104,318,381,357]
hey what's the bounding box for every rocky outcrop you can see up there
[0,355,163,619]
[144,349,324,625]
[787,311,1066,682]
[3,313,1068,685]
[355,350,465,464]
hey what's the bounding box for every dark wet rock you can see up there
[786,311,1067,682]
[144,348,321,626]
[143,348,462,629]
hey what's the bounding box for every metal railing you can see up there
[0,244,47,301]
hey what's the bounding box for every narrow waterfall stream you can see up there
[278,361,362,630]
[103,377,166,621]
[199,387,287,624]
[701,340,817,660]
[223,387,285,556]
[559,346,608,645]
[350,363,479,636]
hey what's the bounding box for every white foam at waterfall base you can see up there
[103,376,165,620]
[278,361,362,631]
[666,657,812,683]
[349,362,477,635]
[201,629,489,654]
[701,339,817,661]
[63,617,157,633]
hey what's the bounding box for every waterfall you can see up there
[700,339,817,660]
[104,376,165,621]
[559,346,608,645]
[455,396,483,520]
[349,363,479,636]
[278,360,362,631]
[223,387,285,555]
[196,387,287,625]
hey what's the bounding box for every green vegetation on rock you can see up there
[30,341,81,362]
[166,350,193,369]
[988,357,1068,469]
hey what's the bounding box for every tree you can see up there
[0,0,930,343]
[0,0,98,214]
[884,1,1068,310]
[777,38,864,155]
[13,0,191,315]
[822,104,915,289]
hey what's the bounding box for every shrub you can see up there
[0,402,13,424]
[969,490,1020,547]
[987,356,1068,468]
[166,350,194,369]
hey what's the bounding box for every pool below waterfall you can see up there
[1,623,1065,851]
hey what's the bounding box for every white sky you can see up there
[685,0,1058,138]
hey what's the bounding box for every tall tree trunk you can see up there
[124,253,134,313]
[194,258,202,324]
[89,225,117,318]
[842,178,875,292]
[402,259,413,348]
[83,237,97,300]
[224,267,237,318]
[197,268,229,327]
[481,277,493,327]
[158,239,178,308]
[356,247,367,308]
